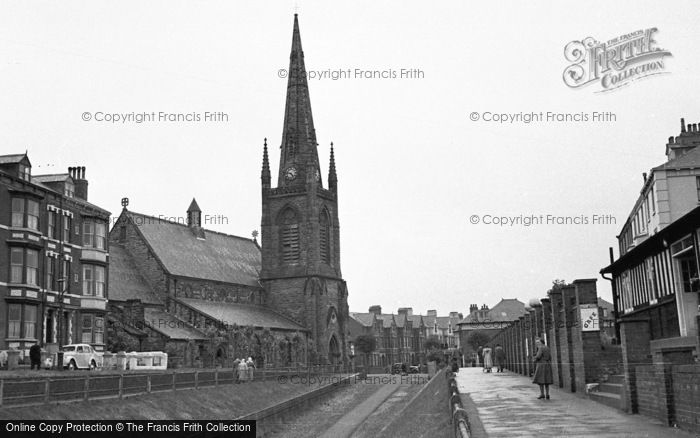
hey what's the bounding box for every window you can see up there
[697,176,700,201]
[11,198,24,227]
[61,259,71,292]
[46,256,56,291]
[47,211,57,239]
[9,248,38,285]
[63,216,71,243]
[64,182,74,198]
[82,315,93,343]
[27,200,39,230]
[671,236,699,293]
[6,304,37,339]
[26,249,38,286]
[83,265,105,297]
[10,248,23,283]
[19,164,31,181]
[320,210,330,264]
[83,221,106,249]
[280,209,300,263]
[24,305,37,339]
[8,304,21,338]
[94,317,104,344]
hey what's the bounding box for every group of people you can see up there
[476,338,554,400]
[476,343,506,373]
[233,357,255,383]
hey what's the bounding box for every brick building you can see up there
[348,306,461,370]
[601,117,700,364]
[107,15,350,367]
[1,154,110,360]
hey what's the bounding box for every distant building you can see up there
[0,154,110,359]
[348,306,461,369]
[456,299,527,361]
[601,118,700,364]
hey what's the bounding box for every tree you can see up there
[354,334,376,367]
[467,330,491,352]
[424,335,441,351]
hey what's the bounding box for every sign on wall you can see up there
[580,304,600,332]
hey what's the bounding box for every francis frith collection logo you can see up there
[563,28,672,92]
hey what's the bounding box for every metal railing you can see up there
[446,371,471,438]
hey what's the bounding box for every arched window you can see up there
[280,208,300,263]
[319,209,330,264]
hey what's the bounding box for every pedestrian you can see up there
[246,357,255,381]
[533,338,553,399]
[237,358,248,383]
[29,343,42,370]
[482,346,493,373]
[476,345,483,368]
[232,357,241,383]
[450,357,459,373]
[494,344,506,372]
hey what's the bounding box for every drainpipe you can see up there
[600,247,621,343]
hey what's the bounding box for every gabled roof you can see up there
[459,299,527,324]
[350,312,376,327]
[0,153,29,165]
[178,298,306,331]
[108,245,161,305]
[144,307,207,341]
[598,297,614,312]
[123,210,261,287]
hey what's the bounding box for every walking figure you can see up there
[533,338,553,399]
[494,343,506,373]
[482,346,493,373]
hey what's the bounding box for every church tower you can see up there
[260,15,348,364]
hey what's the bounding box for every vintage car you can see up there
[60,344,101,370]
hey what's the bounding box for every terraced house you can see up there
[348,306,462,370]
[0,154,110,359]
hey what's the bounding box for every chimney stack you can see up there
[427,309,437,317]
[398,307,413,316]
[369,305,382,315]
[69,166,88,201]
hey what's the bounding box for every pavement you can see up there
[454,368,697,438]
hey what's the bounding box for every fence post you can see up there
[195,371,199,389]
[0,379,3,407]
[45,379,50,403]
[214,368,218,386]
[84,375,89,401]
[172,372,176,391]
[118,375,123,399]
[146,375,152,393]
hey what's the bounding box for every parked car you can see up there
[408,365,420,374]
[61,344,101,370]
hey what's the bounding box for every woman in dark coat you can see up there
[532,338,553,399]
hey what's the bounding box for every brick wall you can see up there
[672,364,700,433]
[635,364,673,425]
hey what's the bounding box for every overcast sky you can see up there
[2,1,699,316]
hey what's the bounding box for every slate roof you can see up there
[144,307,207,340]
[178,298,306,331]
[125,210,261,287]
[654,145,700,170]
[0,154,27,164]
[32,173,71,183]
[350,313,376,327]
[108,245,161,305]
[598,297,614,312]
[459,299,527,324]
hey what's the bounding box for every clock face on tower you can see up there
[285,167,297,181]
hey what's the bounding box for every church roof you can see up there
[458,299,527,324]
[144,307,207,341]
[123,210,261,287]
[108,245,162,305]
[178,298,306,332]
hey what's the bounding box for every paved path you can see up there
[455,368,696,438]
[318,378,403,438]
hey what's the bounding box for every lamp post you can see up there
[55,276,68,370]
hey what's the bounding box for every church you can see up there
[108,15,349,367]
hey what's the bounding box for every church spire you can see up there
[278,14,321,187]
[261,137,271,188]
[328,142,337,192]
